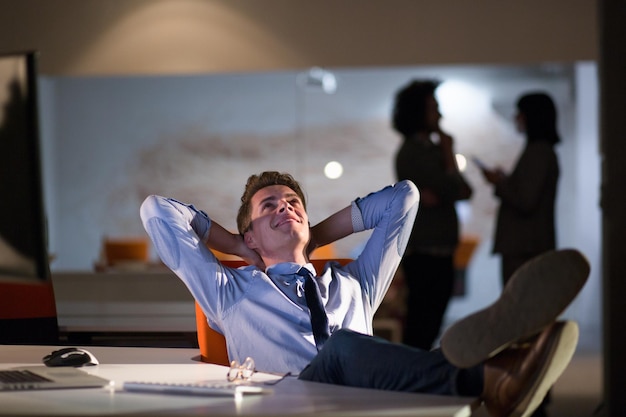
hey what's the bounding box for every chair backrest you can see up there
[195,258,352,365]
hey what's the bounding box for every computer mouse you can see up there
[42,347,100,367]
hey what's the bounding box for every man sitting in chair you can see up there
[140,171,588,417]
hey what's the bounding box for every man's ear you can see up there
[243,231,257,249]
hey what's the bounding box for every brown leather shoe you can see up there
[481,320,578,417]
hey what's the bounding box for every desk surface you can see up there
[1,345,477,417]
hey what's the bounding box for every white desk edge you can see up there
[0,344,479,417]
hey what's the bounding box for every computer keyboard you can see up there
[0,370,52,384]
[123,380,272,396]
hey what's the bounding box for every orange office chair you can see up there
[195,257,352,365]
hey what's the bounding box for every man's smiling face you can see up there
[243,185,309,260]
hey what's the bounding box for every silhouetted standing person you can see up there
[392,80,472,350]
[480,92,560,287]
[478,92,561,417]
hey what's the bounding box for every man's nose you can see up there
[278,201,293,212]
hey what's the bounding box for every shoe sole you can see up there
[440,249,589,368]
[513,320,579,417]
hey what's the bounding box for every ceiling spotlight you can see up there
[324,161,343,179]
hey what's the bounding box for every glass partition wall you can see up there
[42,63,599,349]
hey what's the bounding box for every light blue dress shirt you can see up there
[140,180,418,374]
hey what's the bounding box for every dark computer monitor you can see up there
[0,51,50,285]
[0,51,58,344]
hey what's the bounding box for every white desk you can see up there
[1,345,478,417]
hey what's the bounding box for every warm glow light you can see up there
[324,161,343,179]
[456,154,467,172]
[436,80,490,123]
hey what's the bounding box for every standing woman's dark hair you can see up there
[517,92,560,144]
[392,80,440,137]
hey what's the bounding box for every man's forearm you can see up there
[309,206,353,252]
[204,220,244,255]
[204,216,265,268]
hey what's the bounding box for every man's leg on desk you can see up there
[300,249,590,417]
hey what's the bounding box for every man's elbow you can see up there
[397,180,420,207]
[139,195,162,223]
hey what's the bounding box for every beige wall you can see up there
[0,0,597,76]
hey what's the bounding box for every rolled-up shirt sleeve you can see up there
[346,180,419,311]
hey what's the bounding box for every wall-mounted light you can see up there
[296,67,337,94]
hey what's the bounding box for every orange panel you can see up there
[0,280,57,319]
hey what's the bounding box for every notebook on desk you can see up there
[0,366,111,391]
[123,380,273,397]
